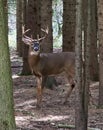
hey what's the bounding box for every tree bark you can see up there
[75,0,91,129]
[41,0,57,88]
[16,0,23,56]
[41,0,53,52]
[0,0,16,129]
[97,0,103,107]
[83,0,91,127]
[63,0,76,51]
[89,0,98,81]
[83,0,98,81]
[75,0,84,129]
[21,0,41,75]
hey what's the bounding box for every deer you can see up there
[22,27,75,108]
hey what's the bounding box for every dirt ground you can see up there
[10,49,103,130]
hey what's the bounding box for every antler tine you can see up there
[37,34,39,41]
[22,25,30,36]
[23,29,31,35]
[22,28,34,41]
[23,35,33,41]
[41,26,49,34]
[38,26,49,41]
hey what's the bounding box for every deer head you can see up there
[22,27,48,53]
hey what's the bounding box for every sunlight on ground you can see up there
[15,99,36,108]
[12,74,20,79]
[16,114,101,130]
[15,115,69,125]
[36,115,69,122]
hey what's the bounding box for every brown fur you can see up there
[28,51,75,107]
[22,30,75,107]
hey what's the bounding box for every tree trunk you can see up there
[21,0,41,75]
[75,0,91,129]
[0,1,16,129]
[40,0,57,89]
[16,0,23,57]
[97,0,103,107]
[21,0,31,75]
[41,0,53,52]
[83,0,99,81]
[63,0,76,51]
[83,0,91,127]
[90,0,98,81]
[75,0,88,129]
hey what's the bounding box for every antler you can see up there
[22,25,49,43]
[38,27,49,41]
[22,27,34,42]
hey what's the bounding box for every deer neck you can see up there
[28,51,41,76]
[28,51,40,65]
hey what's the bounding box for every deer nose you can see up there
[34,47,39,51]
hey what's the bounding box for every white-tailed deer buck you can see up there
[22,28,75,108]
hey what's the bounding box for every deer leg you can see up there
[42,76,47,89]
[36,76,43,108]
[36,76,47,107]
[63,77,75,104]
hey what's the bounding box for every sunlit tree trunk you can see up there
[63,0,76,51]
[0,0,16,129]
[97,0,103,107]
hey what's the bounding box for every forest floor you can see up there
[10,48,103,130]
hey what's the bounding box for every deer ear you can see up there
[22,38,32,45]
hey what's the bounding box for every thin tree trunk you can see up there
[75,0,84,129]
[90,0,98,81]
[97,0,103,107]
[83,0,91,127]
[83,0,98,81]
[21,0,31,75]
[16,0,23,56]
